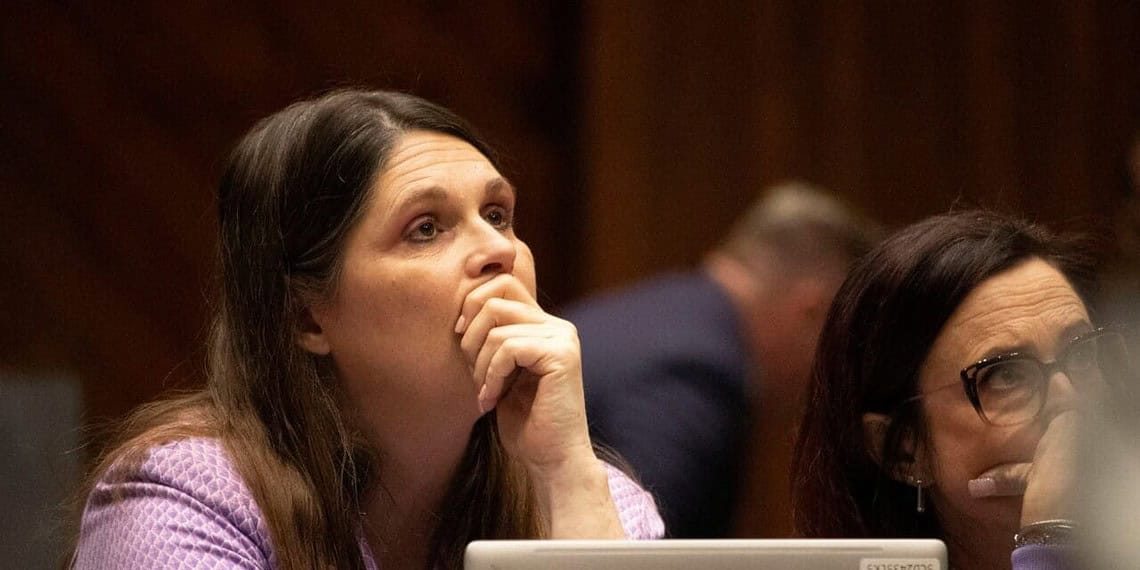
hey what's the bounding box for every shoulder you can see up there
[568,271,744,361]
[75,437,272,569]
[602,460,666,539]
[570,273,750,396]
[563,272,722,325]
[133,437,267,533]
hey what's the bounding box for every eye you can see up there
[483,205,512,230]
[405,217,440,242]
[1066,339,1097,372]
[979,360,1036,392]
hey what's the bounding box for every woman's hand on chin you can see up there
[967,411,1079,527]
[1019,410,1079,526]
[456,273,624,537]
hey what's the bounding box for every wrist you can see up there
[528,449,608,505]
[522,440,598,483]
[527,452,624,539]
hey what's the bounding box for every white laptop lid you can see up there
[465,539,947,570]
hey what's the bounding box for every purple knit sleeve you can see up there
[74,438,274,569]
[1011,544,1075,570]
[603,461,666,539]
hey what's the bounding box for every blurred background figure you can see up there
[1078,322,1140,570]
[562,182,881,537]
[1079,134,1140,569]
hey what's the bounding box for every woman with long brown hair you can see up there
[71,89,663,569]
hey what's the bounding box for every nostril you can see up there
[481,262,504,276]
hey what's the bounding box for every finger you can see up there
[472,323,560,390]
[456,274,538,334]
[480,334,576,411]
[1038,410,1080,451]
[480,337,534,411]
[969,462,1032,498]
[460,297,549,364]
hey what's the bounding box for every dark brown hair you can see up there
[72,89,543,569]
[791,210,1089,539]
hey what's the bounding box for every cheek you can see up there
[336,267,453,334]
[927,419,1038,531]
[928,417,991,482]
[926,403,1045,490]
[514,241,538,294]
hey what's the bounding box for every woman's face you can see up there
[302,130,536,443]
[917,257,1089,535]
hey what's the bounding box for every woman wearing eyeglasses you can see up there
[792,211,1130,569]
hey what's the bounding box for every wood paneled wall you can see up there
[581,2,1140,291]
[1,3,582,422]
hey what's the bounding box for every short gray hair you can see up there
[717,181,882,277]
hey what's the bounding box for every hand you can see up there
[1020,411,1079,526]
[456,274,624,538]
[967,411,1079,526]
[456,273,594,475]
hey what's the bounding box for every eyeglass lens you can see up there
[974,331,1131,425]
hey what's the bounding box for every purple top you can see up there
[74,437,665,569]
[1012,543,1074,570]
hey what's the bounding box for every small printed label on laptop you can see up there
[860,559,941,570]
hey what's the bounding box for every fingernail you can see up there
[454,315,466,334]
[968,477,997,498]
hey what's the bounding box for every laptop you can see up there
[465,539,947,569]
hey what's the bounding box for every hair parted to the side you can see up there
[70,89,543,570]
[791,210,1090,540]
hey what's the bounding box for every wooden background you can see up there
[2,1,1138,534]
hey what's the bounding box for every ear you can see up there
[296,305,331,356]
[862,412,929,483]
[862,412,892,468]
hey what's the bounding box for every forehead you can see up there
[375,130,498,195]
[932,257,1089,365]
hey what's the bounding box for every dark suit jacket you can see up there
[562,271,753,537]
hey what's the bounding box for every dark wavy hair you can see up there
[791,210,1090,539]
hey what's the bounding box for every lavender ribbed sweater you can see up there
[74,437,665,569]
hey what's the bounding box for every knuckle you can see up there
[487,327,508,345]
[501,336,525,351]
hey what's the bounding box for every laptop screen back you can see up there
[465,539,948,570]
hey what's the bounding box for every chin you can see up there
[937,491,1020,536]
[969,496,1022,532]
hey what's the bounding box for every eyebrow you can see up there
[485,177,517,200]
[397,177,516,207]
[397,186,449,207]
[1059,321,1095,344]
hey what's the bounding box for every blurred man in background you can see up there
[563,182,881,537]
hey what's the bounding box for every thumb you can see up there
[968,462,1032,498]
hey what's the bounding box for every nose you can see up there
[464,220,516,278]
[1040,370,1081,423]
